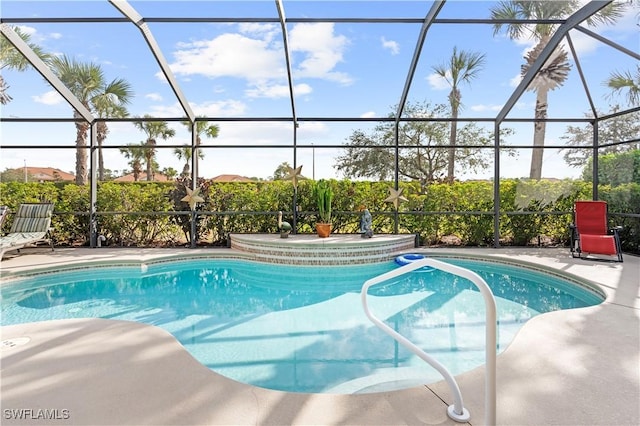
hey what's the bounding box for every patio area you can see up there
[1,246,638,425]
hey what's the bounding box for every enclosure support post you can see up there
[89,122,98,248]
[493,121,501,248]
[592,120,599,201]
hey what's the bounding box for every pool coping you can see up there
[1,247,638,425]
[0,246,606,301]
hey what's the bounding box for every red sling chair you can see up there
[570,201,623,262]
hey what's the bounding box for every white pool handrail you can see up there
[361,257,497,425]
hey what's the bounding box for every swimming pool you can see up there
[0,257,604,394]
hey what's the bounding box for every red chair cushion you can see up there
[580,234,617,255]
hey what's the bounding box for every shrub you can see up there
[0,179,637,254]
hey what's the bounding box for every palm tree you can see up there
[93,80,133,181]
[605,65,640,107]
[119,144,146,182]
[181,117,219,178]
[491,0,626,179]
[173,147,204,178]
[51,55,132,185]
[432,47,486,183]
[133,116,176,181]
[162,167,178,180]
[0,26,52,104]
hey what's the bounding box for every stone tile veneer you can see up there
[229,233,417,265]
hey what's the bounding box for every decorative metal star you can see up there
[181,186,205,211]
[285,165,306,189]
[384,187,408,210]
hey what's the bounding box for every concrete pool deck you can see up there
[0,246,638,425]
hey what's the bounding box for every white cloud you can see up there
[145,93,163,102]
[360,111,377,118]
[154,71,168,83]
[297,120,329,135]
[16,25,36,36]
[193,100,247,117]
[510,73,522,88]
[170,33,285,81]
[32,90,63,105]
[16,25,61,44]
[166,22,352,95]
[292,83,313,97]
[427,72,450,90]
[470,104,503,112]
[238,23,278,42]
[561,30,598,56]
[289,23,352,84]
[381,37,399,55]
[245,83,312,99]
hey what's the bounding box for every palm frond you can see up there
[605,66,640,107]
[521,41,571,92]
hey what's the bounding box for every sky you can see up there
[1,0,638,181]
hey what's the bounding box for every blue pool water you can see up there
[0,258,603,394]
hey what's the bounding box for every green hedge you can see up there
[0,179,637,254]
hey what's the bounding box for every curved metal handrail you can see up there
[361,257,497,424]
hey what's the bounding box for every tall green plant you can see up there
[432,46,486,183]
[313,179,334,223]
[52,55,132,185]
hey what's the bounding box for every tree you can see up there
[93,80,132,181]
[181,117,219,178]
[605,65,640,107]
[432,46,486,183]
[0,167,33,182]
[271,162,293,180]
[100,168,117,181]
[173,147,204,178]
[119,144,146,182]
[52,55,132,185]
[162,167,178,180]
[334,102,513,190]
[133,116,176,182]
[0,26,53,104]
[580,150,640,185]
[561,106,640,169]
[491,0,626,179]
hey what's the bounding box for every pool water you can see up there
[0,258,603,394]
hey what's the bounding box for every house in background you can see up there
[211,174,254,182]
[11,167,76,182]
[113,173,170,182]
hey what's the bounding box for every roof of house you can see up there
[210,174,254,182]
[113,173,170,182]
[23,167,76,182]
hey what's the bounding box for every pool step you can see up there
[325,366,443,394]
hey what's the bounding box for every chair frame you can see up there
[0,206,8,230]
[569,200,623,263]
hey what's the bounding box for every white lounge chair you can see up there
[0,203,54,258]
